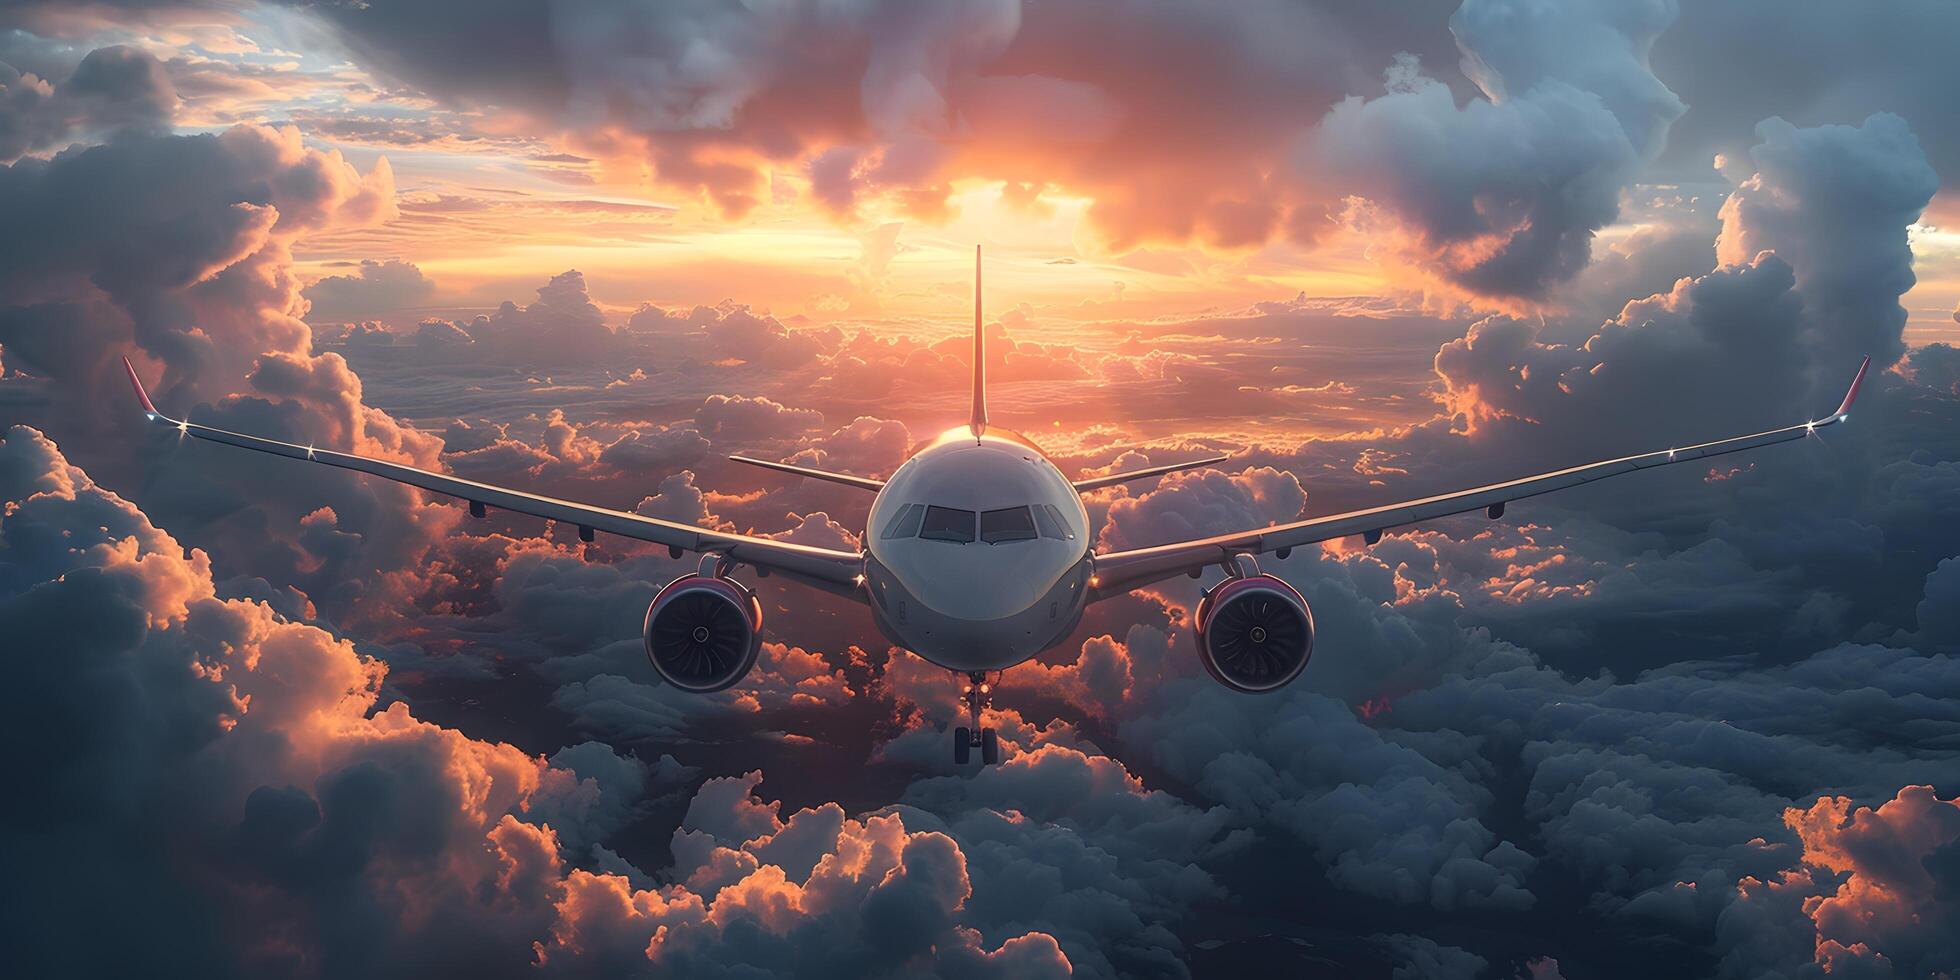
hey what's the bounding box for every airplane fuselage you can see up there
[862,426,1093,672]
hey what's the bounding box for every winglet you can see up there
[1830,355,1870,420]
[121,355,159,417]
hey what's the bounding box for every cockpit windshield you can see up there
[1033,503,1073,540]
[980,506,1037,544]
[919,505,977,543]
[880,502,926,539]
[894,503,1070,544]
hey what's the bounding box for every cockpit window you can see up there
[980,506,1038,544]
[1040,504,1075,540]
[919,505,977,543]
[1032,503,1070,540]
[880,502,925,539]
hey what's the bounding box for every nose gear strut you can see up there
[953,671,1000,765]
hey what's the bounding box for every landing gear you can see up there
[954,671,1000,765]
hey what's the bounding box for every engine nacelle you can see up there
[643,574,763,693]
[1194,573,1313,693]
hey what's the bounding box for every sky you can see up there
[2,1,1960,978]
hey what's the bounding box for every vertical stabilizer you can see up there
[971,244,987,435]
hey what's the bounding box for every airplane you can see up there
[121,246,1871,765]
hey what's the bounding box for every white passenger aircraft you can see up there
[123,247,1870,764]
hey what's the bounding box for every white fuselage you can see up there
[862,427,1093,672]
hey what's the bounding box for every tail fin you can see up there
[970,244,987,435]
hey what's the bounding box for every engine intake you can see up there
[643,574,763,693]
[1195,573,1313,693]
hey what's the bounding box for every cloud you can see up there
[427,270,623,366]
[1434,112,1935,451]
[303,258,436,322]
[1652,1,1960,190]
[694,393,824,442]
[538,769,1075,978]
[1302,0,1685,303]
[0,44,175,160]
[1095,466,1305,553]
[1721,786,1960,977]
[0,425,1099,977]
[1715,113,1940,377]
[0,123,449,632]
[278,0,1478,251]
[0,425,610,975]
[630,301,836,371]
[788,416,911,479]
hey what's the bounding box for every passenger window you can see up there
[1031,503,1066,540]
[1040,504,1075,540]
[980,506,1038,544]
[920,505,977,543]
[880,503,924,539]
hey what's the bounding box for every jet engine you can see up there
[1194,574,1313,693]
[643,574,764,693]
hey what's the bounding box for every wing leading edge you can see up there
[121,357,867,599]
[1088,357,1872,601]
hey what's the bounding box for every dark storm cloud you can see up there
[0,121,468,643]
[1088,485,1960,975]
[1717,114,1941,378]
[1652,0,1960,190]
[1304,0,1684,302]
[1911,343,1960,396]
[1435,112,1935,445]
[0,44,175,161]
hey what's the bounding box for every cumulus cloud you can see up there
[1303,0,1684,302]
[0,123,449,632]
[0,425,610,975]
[2,425,1201,979]
[303,258,436,323]
[630,301,836,370]
[537,769,1075,978]
[1721,786,1960,978]
[0,44,175,160]
[695,393,824,442]
[1435,112,1935,452]
[426,270,622,366]
[1715,113,1940,377]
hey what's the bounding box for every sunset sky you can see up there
[5,2,1960,978]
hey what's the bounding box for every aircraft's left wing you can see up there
[1088,357,1870,602]
[1071,455,1229,492]
[122,358,868,600]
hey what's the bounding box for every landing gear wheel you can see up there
[953,670,1000,766]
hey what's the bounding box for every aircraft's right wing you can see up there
[1087,357,1870,602]
[728,454,885,492]
[122,358,868,600]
